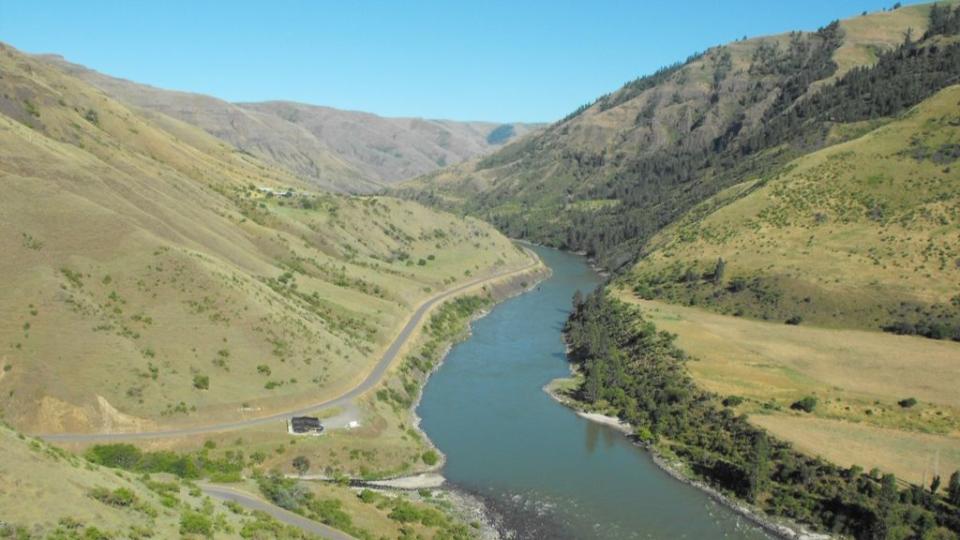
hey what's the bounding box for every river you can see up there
[417,245,772,539]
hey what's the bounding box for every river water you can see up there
[417,245,772,539]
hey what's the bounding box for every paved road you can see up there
[39,252,539,443]
[201,484,354,540]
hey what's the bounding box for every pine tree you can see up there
[712,258,726,285]
[747,432,771,502]
[948,471,960,505]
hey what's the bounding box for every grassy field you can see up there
[0,42,531,436]
[829,2,934,80]
[616,291,960,485]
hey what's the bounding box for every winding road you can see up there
[39,251,540,443]
[200,484,355,540]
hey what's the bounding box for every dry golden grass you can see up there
[621,296,960,409]
[751,415,960,486]
[831,3,936,79]
[617,291,960,485]
[0,42,531,435]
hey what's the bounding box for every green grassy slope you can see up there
[0,423,319,539]
[396,2,958,269]
[0,42,530,435]
[626,85,960,336]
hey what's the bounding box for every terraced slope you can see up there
[42,54,540,192]
[0,42,530,435]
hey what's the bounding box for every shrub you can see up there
[85,444,143,469]
[388,501,422,523]
[358,489,377,504]
[421,450,439,466]
[898,397,918,408]
[193,374,210,390]
[292,456,310,476]
[722,395,744,407]
[785,315,803,325]
[728,277,747,292]
[89,487,137,507]
[179,511,213,536]
[791,396,818,413]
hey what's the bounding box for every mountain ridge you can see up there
[395,1,957,269]
[37,52,542,193]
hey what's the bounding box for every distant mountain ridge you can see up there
[396,1,957,268]
[39,53,542,193]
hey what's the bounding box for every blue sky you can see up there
[0,0,922,122]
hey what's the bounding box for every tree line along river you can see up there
[417,245,773,539]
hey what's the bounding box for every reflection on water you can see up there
[418,245,772,540]
[584,419,618,456]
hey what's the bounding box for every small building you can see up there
[288,416,324,435]
[256,187,295,197]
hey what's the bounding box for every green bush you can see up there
[179,511,213,537]
[421,450,439,466]
[193,374,210,390]
[85,443,143,469]
[89,486,137,507]
[898,397,918,408]
[358,489,377,504]
[790,396,818,413]
[722,395,744,407]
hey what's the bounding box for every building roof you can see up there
[290,416,323,433]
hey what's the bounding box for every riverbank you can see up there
[544,374,830,540]
[381,254,552,538]
[408,255,552,469]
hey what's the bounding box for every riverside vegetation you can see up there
[399,2,960,539]
[0,31,538,539]
[1,290,516,538]
[3,1,960,539]
[564,291,960,539]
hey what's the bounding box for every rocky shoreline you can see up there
[392,257,552,540]
[543,375,831,540]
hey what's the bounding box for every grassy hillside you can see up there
[627,84,960,336]
[397,1,959,269]
[41,54,540,192]
[0,423,318,539]
[0,41,531,435]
